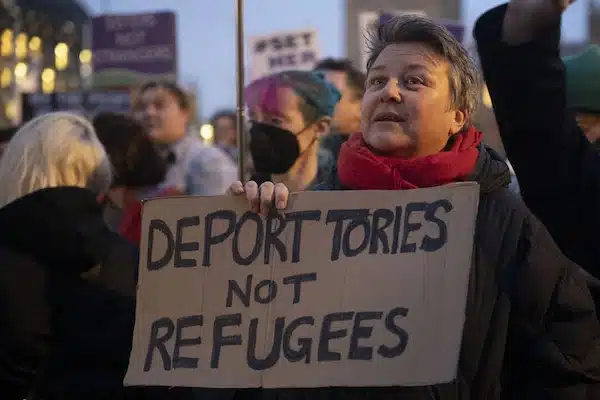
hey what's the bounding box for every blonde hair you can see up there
[0,112,112,207]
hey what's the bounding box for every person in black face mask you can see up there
[246,70,341,192]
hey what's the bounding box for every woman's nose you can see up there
[144,105,159,117]
[381,79,402,103]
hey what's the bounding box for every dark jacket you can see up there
[233,145,600,399]
[319,132,349,163]
[0,187,193,400]
[474,4,600,281]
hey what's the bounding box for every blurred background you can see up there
[0,0,598,149]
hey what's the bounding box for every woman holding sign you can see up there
[230,13,600,399]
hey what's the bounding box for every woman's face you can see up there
[248,86,321,152]
[133,86,189,145]
[361,43,466,158]
[323,70,362,134]
[214,116,237,146]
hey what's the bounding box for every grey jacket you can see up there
[160,135,238,196]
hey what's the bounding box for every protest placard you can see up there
[248,29,320,81]
[125,183,480,388]
[91,11,178,87]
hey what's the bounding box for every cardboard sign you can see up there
[125,183,480,388]
[248,29,320,81]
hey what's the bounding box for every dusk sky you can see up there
[82,0,592,120]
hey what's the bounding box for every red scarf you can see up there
[120,187,184,245]
[337,127,482,190]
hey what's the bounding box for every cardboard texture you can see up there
[125,183,480,389]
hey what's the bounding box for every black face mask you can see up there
[249,122,315,174]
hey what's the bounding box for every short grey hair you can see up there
[366,15,481,123]
[0,112,112,207]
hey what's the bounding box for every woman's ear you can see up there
[449,109,468,135]
[313,117,332,138]
[181,107,191,125]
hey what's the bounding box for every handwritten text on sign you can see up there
[249,29,320,81]
[125,185,479,388]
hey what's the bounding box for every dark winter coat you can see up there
[0,187,194,400]
[319,132,349,163]
[222,145,600,399]
[474,3,600,283]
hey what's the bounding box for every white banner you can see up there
[248,28,320,81]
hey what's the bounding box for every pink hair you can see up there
[245,75,290,117]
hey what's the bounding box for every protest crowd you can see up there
[5,0,600,399]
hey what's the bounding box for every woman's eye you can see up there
[368,77,386,86]
[406,77,424,86]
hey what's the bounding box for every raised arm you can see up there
[474,1,600,275]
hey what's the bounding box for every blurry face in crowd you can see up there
[247,86,330,174]
[249,87,308,138]
[249,86,328,153]
[214,116,237,147]
[361,43,466,158]
[133,86,189,145]
[323,71,362,134]
[576,113,600,143]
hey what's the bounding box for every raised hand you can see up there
[509,0,574,14]
[503,0,576,44]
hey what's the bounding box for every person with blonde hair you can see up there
[0,112,192,400]
[0,111,112,207]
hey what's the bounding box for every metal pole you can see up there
[235,0,246,182]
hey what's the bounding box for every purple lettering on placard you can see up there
[301,51,316,64]
[268,56,283,69]
[255,40,267,54]
[268,54,301,69]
